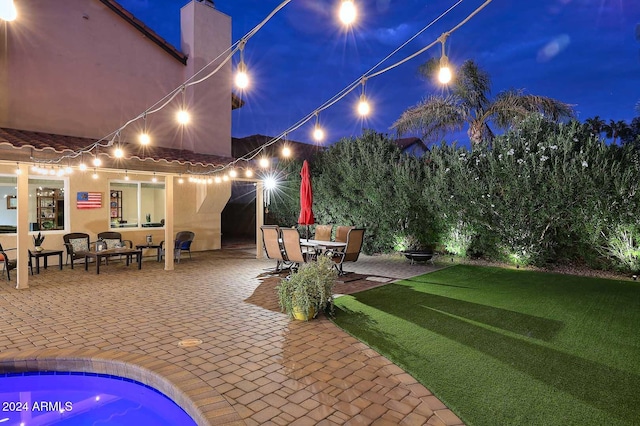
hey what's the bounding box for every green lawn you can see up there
[332,265,640,425]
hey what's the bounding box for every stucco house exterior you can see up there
[0,0,252,288]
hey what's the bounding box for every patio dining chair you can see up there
[314,224,333,242]
[326,228,365,275]
[281,228,315,271]
[335,225,355,243]
[261,225,289,272]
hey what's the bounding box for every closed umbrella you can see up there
[298,160,314,240]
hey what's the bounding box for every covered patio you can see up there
[0,248,461,425]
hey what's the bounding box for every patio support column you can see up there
[164,175,174,271]
[256,180,264,259]
[16,163,29,289]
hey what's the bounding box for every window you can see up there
[0,175,17,234]
[30,178,66,231]
[110,181,165,229]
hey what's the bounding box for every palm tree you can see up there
[584,116,606,138]
[603,119,631,144]
[392,59,575,145]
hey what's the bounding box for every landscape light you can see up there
[339,0,356,25]
[0,0,17,22]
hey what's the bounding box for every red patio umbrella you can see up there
[298,160,314,240]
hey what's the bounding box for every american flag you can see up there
[77,192,102,209]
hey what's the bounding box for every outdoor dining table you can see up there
[300,239,347,253]
[84,247,142,274]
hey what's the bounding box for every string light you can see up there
[437,33,452,84]
[282,146,291,157]
[139,113,151,145]
[0,0,17,22]
[151,172,157,183]
[124,170,130,181]
[312,112,324,142]
[178,174,184,184]
[339,0,356,25]
[28,0,489,183]
[92,169,99,179]
[245,169,253,178]
[229,169,237,178]
[259,158,270,169]
[357,79,370,116]
[177,86,190,124]
[235,40,249,89]
[14,162,21,175]
[92,155,101,167]
[79,162,87,171]
[114,147,124,158]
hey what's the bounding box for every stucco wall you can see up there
[0,0,232,157]
[0,164,231,262]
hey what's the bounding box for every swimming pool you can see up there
[0,372,197,425]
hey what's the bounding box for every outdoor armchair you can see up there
[326,228,365,275]
[261,225,289,272]
[160,231,195,263]
[0,243,32,280]
[97,231,133,249]
[314,224,333,242]
[63,232,94,269]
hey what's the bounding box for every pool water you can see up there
[0,372,197,426]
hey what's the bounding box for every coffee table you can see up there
[135,244,163,262]
[84,248,142,274]
[28,249,64,274]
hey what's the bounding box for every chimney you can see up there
[196,0,215,7]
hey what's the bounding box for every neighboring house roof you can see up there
[0,128,235,173]
[395,137,428,152]
[232,135,323,162]
[99,0,244,110]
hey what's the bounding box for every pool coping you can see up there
[0,348,245,426]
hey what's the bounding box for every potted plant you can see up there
[33,232,45,252]
[277,256,338,321]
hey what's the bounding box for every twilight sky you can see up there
[118,0,640,146]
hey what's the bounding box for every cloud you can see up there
[359,23,417,46]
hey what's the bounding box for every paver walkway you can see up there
[0,248,463,425]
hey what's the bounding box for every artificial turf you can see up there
[332,265,640,425]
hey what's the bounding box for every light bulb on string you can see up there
[229,169,237,178]
[124,170,130,181]
[139,112,151,145]
[339,0,356,25]
[176,109,190,125]
[357,78,370,116]
[114,147,124,158]
[178,174,184,184]
[31,164,39,173]
[14,162,21,175]
[0,0,17,22]
[259,157,270,169]
[437,33,452,85]
[92,169,99,179]
[235,40,250,89]
[139,132,151,145]
[92,156,101,167]
[312,112,325,142]
[245,169,253,178]
[282,146,291,158]
[79,162,87,171]
[151,173,157,183]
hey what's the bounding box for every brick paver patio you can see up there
[0,248,463,425]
